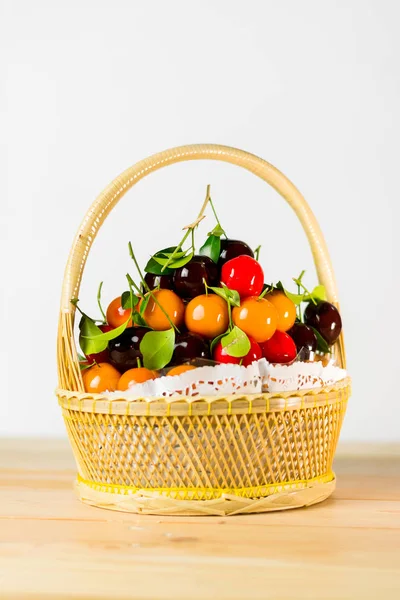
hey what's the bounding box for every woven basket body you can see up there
[57,144,350,516]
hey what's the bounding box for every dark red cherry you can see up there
[108,327,148,373]
[260,330,297,364]
[144,272,173,291]
[221,255,264,298]
[304,301,342,345]
[170,332,210,365]
[288,322,317,360]
[85,324,112,365]
[218,239,254,267]
[173,255,219,299]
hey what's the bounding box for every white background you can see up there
[1,0,399,440]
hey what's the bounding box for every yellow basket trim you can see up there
[76,471,335,500]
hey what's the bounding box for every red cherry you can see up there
[213,336,262,366]
[221,255,264,298]
[241,337,262,366]
[85,324,113,365]
[213,341,241,365]
[260,330,297,364]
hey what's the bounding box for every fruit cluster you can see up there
[75,188,342,393]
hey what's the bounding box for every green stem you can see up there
[191,227,195,254]
[129,242,180,333]
[161,185,212,272]
[97,282,107,322]
[254,245,261,261]
[161,229,191,272]
[126,273,143,296]
[258,285,271,300]
[294,277,317,305]
[228,299,233,330]
[70,298,88,320]
[209,194,227,238]
[295,274,302,321]
[137,357,142,369]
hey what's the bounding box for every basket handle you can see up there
[58,144,346,390]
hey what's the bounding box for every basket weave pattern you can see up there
[56,144,350,515]
[59,384,348,500]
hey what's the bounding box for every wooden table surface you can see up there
[0,440,399,600]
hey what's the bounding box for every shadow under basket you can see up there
[56,144,351,516]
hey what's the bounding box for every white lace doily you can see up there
[104,358,347,399]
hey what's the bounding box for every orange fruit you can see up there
[82,363,121,393]
[267,291,296,332]
[106,297,132,328]
[185,294,229,339]
[117,367,158,390]
[232,297,278,343]
[140,289,184,331]
[167,365,197,376]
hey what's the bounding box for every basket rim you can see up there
[57,376,350,416]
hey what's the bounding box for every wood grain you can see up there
[0,439,399,599]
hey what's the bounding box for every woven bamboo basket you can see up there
[56,144,351,516]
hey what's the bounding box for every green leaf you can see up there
[210,332,228,354]
[153,251,194,269]
[158,250,187,260]
[169,252,194,268]
[209,285,240,307]
[79,316,131,355]
[208,223,225,238]
[156,246,179,255]
[139,328,175,370]
[132,312,147,327]
[303,285,327,303]
[221,326,251,358]
[144,249,175,275]
[276,281,304,306]
[121,290,139,309]
[310,326,331,354]
[139,293,151,315]
[199,234,221,263]
[80,361,94,371]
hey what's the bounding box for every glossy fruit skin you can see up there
[288,322,317,360]
[173,255,219,299]
[213,341,241,365]
[117,367,158,390]
[108,327,148,373]
[267,291,296,332]
[218,239,254,267]
[260,331,297,364]
[242,337,263,366]
[213,336,262,366]
[171,332,210,365]
[144,272,174,291]
[82,363,121,393]
[221,255,264,298]
[304,301,342,345]
[185,294,229,339]
[85,324,113,365]
[106,297,132,328]
[167,364,197,376]
[232,297,277,343]
[140,289,185,331]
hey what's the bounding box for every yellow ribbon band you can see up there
[77,471,335,501]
